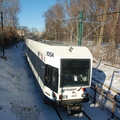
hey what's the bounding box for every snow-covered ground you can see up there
[0,42,119,120]
[0,43,60,120]
[92,61,120,93]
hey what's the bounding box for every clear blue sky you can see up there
[19,0,57,31]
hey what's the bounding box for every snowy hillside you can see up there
[92,61,120,93]
[0,42,60,120]
[0,42,119,120]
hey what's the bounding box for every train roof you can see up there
[38,40,68,46]
[25,39,92,59]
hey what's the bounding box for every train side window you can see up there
[51,67,58,93]
[46,66,52,83]
[45,65,58,93]
[52,68,58,86]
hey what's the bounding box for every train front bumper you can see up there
[56,97,89,106]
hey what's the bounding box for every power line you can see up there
[84,35,120,37]
[98,11,120,16]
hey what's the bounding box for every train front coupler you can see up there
[66,104,82,115]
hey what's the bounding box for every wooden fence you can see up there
[91,78,120,120]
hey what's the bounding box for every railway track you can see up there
[34,74,118,120]
[33,73,92,120]
[82,111,92,120]
[52,104,62,120]
[52,103,92,120]
[34,72,119,120]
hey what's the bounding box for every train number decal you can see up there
[46,51,54,57]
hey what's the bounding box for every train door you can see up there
[45,65,58,93]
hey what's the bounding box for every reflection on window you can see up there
[46,66,51,82]
[45,65,58,93]
[52,68,58,86]
[61,59,90,87]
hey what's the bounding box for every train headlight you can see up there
[81,93,89,97]
[59,95,68,99]
[59,95,62,99]
[63,95,68,99]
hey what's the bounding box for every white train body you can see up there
[25,39,92,106]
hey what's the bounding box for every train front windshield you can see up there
[60,59,91,87]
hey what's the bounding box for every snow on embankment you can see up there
[92,61,120,93]
[0,42,59,120]
[92,60,120,111]
[0,42,40,120]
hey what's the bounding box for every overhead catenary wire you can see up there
[81,23,105,41]
[98,11,120,16]
[47,8,120,44]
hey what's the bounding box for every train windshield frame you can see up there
[60,59,91,87]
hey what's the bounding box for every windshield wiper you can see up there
[77,80,87,91]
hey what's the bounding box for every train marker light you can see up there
[59,95,68,99]
[59,95,62,99]
[82,88,87,92]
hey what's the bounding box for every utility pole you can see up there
[78,11,83,46]
[0,0,5,57]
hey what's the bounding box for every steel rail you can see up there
[52,104,62,120]
[82,111,92,120]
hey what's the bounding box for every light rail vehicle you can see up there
[25,39,92,113]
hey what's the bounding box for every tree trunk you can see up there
[96,0,109,57]
[107,0,120,64]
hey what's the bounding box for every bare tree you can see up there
[44,3,65,41]
[95,0,109,56]
[0,0,20,47]
[3,0,20,27]
[56,0,91,43]
[106,0,120,63]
